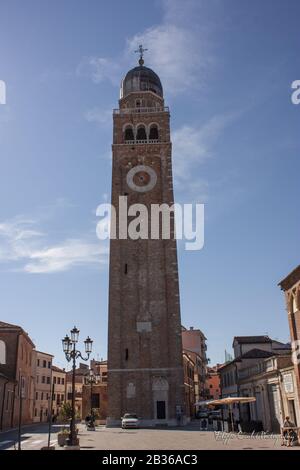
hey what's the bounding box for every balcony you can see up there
[123,139,160,145]
[113,106,169,115]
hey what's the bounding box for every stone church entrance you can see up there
[152,377,168,422]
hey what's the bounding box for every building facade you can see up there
[206,365,222,400]
[182,352,195,419]
[220,337,290,399]
[0,321,35,430]
[0,372,16,431]
[0,320,65,429]
[279,265,300,407]
[107,53,185,426]
[66,363,90,419]
[239,354,300,432]
[90,359,108,383]
[33,351,53,423]
[182,327,208,402]
[51,365,66,417]
[82,382,108,424]
[220,336,293,429]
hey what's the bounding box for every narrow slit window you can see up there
[125,348,129,360]
[124,263,128,274]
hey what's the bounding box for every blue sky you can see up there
[0,0,299,369]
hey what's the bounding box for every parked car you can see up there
[121,413,140,429]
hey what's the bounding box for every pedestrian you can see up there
[282,416,297,447]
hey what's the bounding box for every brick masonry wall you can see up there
[107,91,185,424]
[82,384,108,422]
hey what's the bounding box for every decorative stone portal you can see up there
[152,377,169,421]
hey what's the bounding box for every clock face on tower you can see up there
[126,164,157,193]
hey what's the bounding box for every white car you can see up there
[121,413,140,429]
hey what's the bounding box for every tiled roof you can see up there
[233,335,272,345]
[0,321,22,329]
[219,348,278,369]
[52,365,65,373]
[0,321,35,348]
[278,264,300,290]
[239,348,275,359]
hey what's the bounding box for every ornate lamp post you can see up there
[85,370,100,430]
[62,327,93,446]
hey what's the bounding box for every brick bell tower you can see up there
[107,47,186,426]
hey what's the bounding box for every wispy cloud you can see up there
[77,0,213,96]
[172,112,239,201]
[24,238,107,274]
[126,23,210,95]
[76,57,121,86]
[0,216,108,274]
[84,107,112,126]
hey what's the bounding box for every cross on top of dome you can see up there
[134,44,148,66]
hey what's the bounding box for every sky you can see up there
[0,0,299,369]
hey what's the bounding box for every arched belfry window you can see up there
[124,126,134,142]
[136,125,147,141]
[149,124,159,141]
[0,340,6,364]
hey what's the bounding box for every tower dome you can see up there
[120,65,163,99]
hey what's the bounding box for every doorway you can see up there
[288,400,297,425]
[156,401,166,420]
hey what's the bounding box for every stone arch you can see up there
[136,124,147,141]
[123,124,134,142]
[152,376,169,391]
[148,123,159,141]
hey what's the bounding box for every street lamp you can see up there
[85,370,100,430]
[61,326,93,446]
[70,326,80,343]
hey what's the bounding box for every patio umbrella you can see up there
[207,396,256,432]
[194,399,216,407]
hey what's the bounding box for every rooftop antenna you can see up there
[135,44,148,66]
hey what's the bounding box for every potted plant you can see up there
[57,403,73,447]
[57,428,70,447]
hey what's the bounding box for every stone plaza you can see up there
[1,422,299,451]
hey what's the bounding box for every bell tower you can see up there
[107,48,186,426]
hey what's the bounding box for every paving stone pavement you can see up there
[71,423,300,451]
[1,422,300,451]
